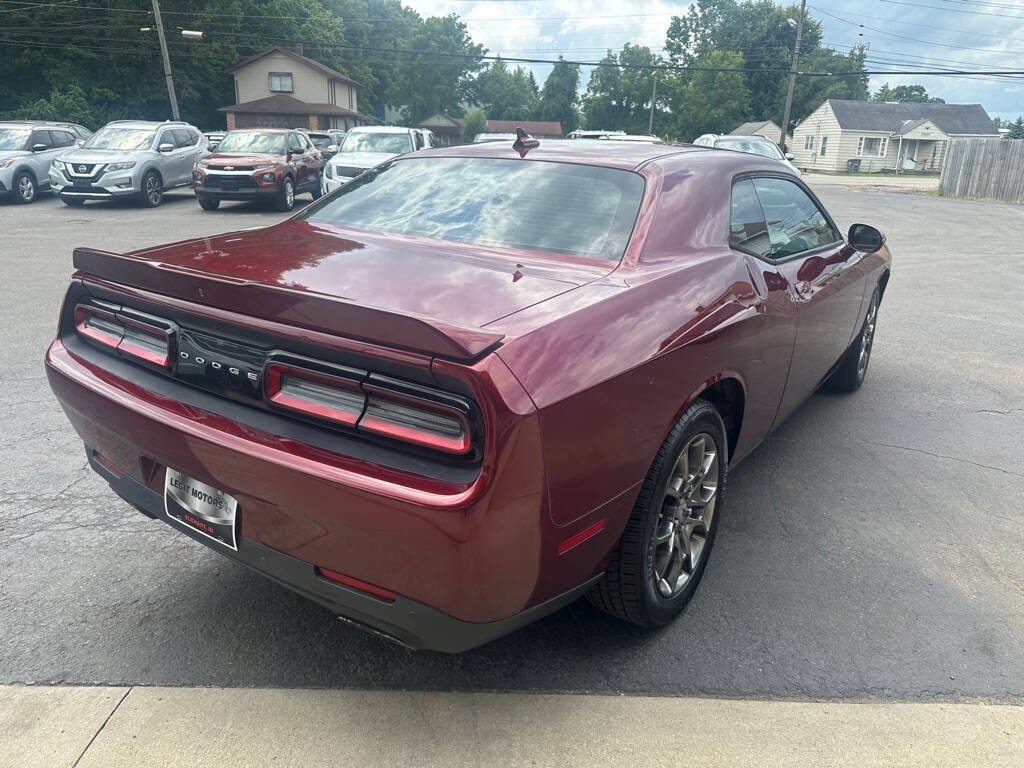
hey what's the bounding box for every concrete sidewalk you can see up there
[803,171,940,194]
[3,686,1023,768]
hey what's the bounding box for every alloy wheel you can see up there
[284,180,294,208]
[146,175,161,205]
[857,295,878,379]
[18,175,34,202]
[650,432,719,598]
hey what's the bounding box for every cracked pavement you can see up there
[1,187,1022,699]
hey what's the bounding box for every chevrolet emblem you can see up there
[224,165,234,171]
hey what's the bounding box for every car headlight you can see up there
[51,159,65,170]
[261,172,275,181]
[105,161,137,172]
[253,164,275,171]
[324,164,333,179]
[0,158,15,169]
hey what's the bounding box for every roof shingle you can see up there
[827,100,997,135]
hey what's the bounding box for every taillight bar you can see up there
[264,359,475,456]
[74,303,172,368]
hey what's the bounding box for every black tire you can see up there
[273,176,295,211]
[310,180,322,200]
[198,196,220,211]
[13,171,36,204]
[827,286,880,393]
[588,398,728,627]
[61,196,85,207]
[140,171,163,208]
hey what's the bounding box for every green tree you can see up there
[393,15,485,123]
[475,59,538,120]
[537,56,580,133]
[581,44,665,134]
[460,108,487,142]
[1007,117,1024,139]
[14,84,94,126]
[664,50,751,141]
[873,83,945,103]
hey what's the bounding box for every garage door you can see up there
[234,113,309,129]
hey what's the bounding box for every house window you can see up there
[269,72,293,93]
[329,81,337,105]
[857,136,888,157]
[803,135,815,150]
[348,87,353,110]
[819,136,828,156]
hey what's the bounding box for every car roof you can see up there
[0,121,76,129]
[420,138,700,171]
[347,125,413,134]
[227,127,293,134]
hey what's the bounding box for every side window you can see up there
[30,130,54,149]
[48,130,73,148]
[413,131,423,150]
[171,129,194,147]
[156,131,173,148]
[751,177,839,259]
[729,179,771,259]
[288,133,304,152]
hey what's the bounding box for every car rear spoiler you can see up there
[72,248,504,361]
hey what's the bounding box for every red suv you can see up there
[192,128,323,211]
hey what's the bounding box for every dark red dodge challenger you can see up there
[45,140,890,651]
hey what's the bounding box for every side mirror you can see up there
[291,146,304,154]
[75,139,84,147]
[207,142,217,151]
[785,152,794,160]
[326,144,337,153]
[158,142,175,153]
[31,143,48,152]
[848,223,885,253]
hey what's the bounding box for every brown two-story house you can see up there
[219,46,368,131]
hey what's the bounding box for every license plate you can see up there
[164,468,239,550]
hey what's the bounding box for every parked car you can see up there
[45,141,890,651]
[693,134,801,175]
[0,121,81,203]
[301,130,346,161]
[599,134,662,143]
[55,122,93,141]
[321,125,428,194]
[204,131,227,150]
[473,132,517,143]
[192,128,323,211]
[567,130,626,139]
[50,120,208,207]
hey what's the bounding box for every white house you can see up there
[791,100,999,173]
[730,120,792,148]
[219,46,368,131]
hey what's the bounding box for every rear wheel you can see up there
[140,172,162,207]
[588,398,727,627]
[273,176,295,211]
[14,172,36,204]
[828,286,880,392]
[197,196,220,211]
[61,196,85,207]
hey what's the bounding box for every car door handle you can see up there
[794,280,812,297]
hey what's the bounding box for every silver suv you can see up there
[50,120,208,207]
[0,121,82,204]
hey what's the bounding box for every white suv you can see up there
[0,122,82,204]
[321,126,434,194]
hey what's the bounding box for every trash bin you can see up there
[846,158,862,173]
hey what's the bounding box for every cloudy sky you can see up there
[402,0,1024,121]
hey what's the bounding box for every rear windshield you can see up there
[301,157,645,261]
[215,132,287,155]
[84,127,155,151]
[715,137,783,160]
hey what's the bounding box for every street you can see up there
[1,186,1022,702]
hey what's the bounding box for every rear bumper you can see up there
[87,449,596,651]
[44,328,617,650]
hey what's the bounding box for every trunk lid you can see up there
[73,219,613,359]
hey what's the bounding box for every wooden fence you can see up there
[939,137,1024,204]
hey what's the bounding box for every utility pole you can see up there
[648,74,658,136]
[150,0,180,120]
[779,0,806,151]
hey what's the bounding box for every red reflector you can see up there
[92,449,122,477]
[75,305,122,349]
[316,566,397,602]
[558,518,607,555]
[265,363,364,427]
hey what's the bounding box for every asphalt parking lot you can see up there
[1,186,1022,701]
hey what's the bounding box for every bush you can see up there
[460,109,487,143]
